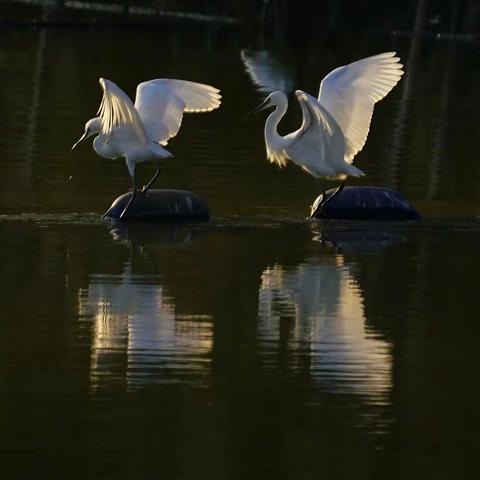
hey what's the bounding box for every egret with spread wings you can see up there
[72,78,221,219]
[246,52,404,217]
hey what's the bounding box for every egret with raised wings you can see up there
[72,78,221,219]
[246,52,404,217]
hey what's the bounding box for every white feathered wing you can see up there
[134,79,222,146]
[318,52,404,162]
[96,78,148,156]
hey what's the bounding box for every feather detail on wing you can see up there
[97,78,147,144]
[240,49,294,94]
[134,79,221,145]
[318,52,404,162]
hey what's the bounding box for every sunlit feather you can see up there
[318,52,404,162]
[248,52,403,181]
[135,79,222,145]
[97,78,147,144]
[73,77,222,188]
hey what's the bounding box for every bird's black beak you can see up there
[71,132,87,151]
[244,98,270,120]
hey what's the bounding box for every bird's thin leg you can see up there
[119,175,138,220]
[142,168,160,194]
[322,183,345,207]
[309,179,327,218]
[310,182,345,219]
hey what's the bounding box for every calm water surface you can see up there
[0,27,479,479]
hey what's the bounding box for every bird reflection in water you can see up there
[78,262,213,391]
[258,255,392,404]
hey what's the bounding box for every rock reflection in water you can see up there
[258,256,392,403]
[105,219,199,245]
[78,262,212,391]
[311,221,406,254]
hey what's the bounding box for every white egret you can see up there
[247,52,404,217]
[72,78,222,219]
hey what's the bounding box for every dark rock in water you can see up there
[311,186,421,221]
[104,189,209,221]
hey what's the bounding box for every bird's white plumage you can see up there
[248,52,403,181]
[263,91,361,179]
[73,77,222,188]
[287,91,348,177]
[135,79,222,145]
[97,78,147,145]
[318,52,404,162]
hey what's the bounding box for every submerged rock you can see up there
[311,186,421,221]
[104,189,210,221]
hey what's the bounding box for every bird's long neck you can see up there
[264,97,290,164]
[93,131,118,159]
[264,100,288,143]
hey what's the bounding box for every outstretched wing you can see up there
[134,79,221,145]
[318,52,404,162]
[97,78,147,145]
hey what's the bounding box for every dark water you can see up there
[0,26,479,479]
